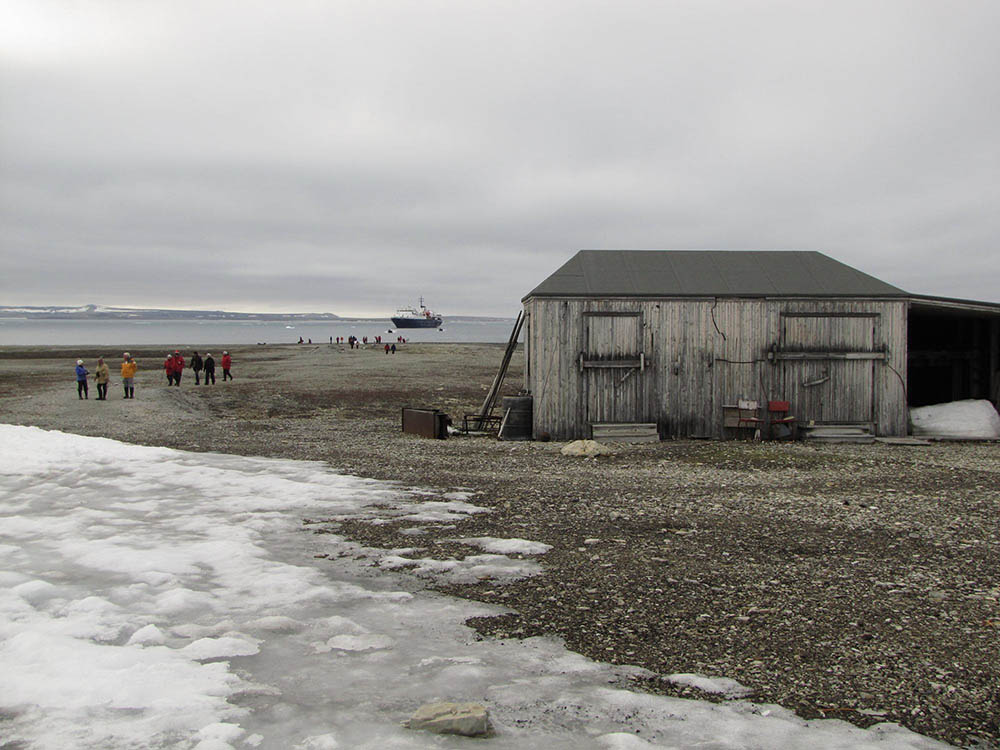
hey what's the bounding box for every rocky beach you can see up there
[1,341,997,748]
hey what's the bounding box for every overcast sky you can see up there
[2,1,998,316]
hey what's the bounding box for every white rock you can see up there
[560,440,617,457]
[404,701,491,736]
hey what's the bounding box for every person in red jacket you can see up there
[164,353,175,386]
[221,351,233,380]
[170,350,185,386]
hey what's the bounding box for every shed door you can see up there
[779,313,877,425]
[583,313,644,426]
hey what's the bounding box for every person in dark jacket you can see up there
[203,353,216,385]
[75,359,89,399]
[190,351,203,385]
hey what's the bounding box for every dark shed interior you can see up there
[907,298,1000,408]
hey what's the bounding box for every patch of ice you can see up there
[181,636,261,660]
[128,623,167,645]
[378,552,543,584]
[13,579,61,604]
[318,614,369,635]
[294,734,340,749]
[196,722,245,749]
[399,500,490,523]
[665,672,752,697]
[457,536,553,555]
[319,634,395,652]
[246,616,304,633]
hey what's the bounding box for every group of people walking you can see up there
[164,350,233,385]
[334,335,404,349]
[74,350,231,399]
[74,353,137,400]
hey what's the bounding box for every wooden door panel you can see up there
[584,313,643,425]
[781,314,875,425]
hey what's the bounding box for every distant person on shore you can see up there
[190,351,203,385]
[75,359,89,399]
[221,351,232,380]
[94,357,110,400]
[164,353,174,385]
[298,336,304,344]
[384,343,390,354]
[390,343,396,354]
[121,353,136,399]
[203,353,216,384]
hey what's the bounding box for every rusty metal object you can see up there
[401,407,450,439]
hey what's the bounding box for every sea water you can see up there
[0,318,518,346]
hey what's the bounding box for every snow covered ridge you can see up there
[0,304,341,320]
[0,426,950,749]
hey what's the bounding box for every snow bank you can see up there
[0,425,950,749]
[909,399,1000,438]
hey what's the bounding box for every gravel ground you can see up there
[2,342,998,748]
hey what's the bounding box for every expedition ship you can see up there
[390,298,443,328]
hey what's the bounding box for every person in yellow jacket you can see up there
[120,352,137,399]
[94,357,111,400]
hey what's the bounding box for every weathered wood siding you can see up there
[524,296,908,440]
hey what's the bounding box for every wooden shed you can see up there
[521,250,1000,440]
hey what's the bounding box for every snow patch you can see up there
[457,536,553,555]
[665,672,752,697]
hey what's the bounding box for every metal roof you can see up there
[523,250,909,300]
[908,294,1000,316]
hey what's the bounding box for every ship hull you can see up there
[391,317,442,328]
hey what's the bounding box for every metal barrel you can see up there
[499,395,533,440]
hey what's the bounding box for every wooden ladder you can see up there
[469,311,524,430]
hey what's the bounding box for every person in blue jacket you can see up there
[75,359,89,399]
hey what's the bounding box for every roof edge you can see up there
[908,294,1000,315]
[521,292,910,303]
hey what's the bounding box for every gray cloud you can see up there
[2,0,998,315]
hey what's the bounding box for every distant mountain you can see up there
[0,305,514,322]
[0,305,341,321]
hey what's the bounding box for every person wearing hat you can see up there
[171,350,185,386]
[74,359,89,399]
[221,351,232,381]
[121,353,137,399]
[164,352,175,386]
[203,352,216,385]
[94,357,110,400]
